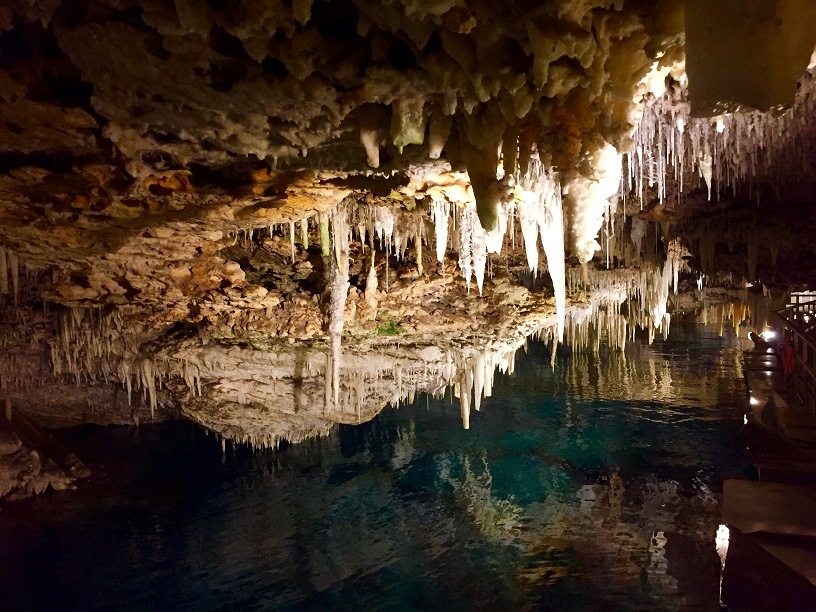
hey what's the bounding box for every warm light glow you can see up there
[760,329,776,340]
[805,315,811,323]
[716,523,730,606]
[743,414,748,424]
[750,396,759,405]
[715,116,725,134]
[715,524,730,564]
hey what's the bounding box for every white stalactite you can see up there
[432,199,450,263]
[519,155,567,342]
[328,206,351,408]
[625,69,816,206]
[564,141,622,266]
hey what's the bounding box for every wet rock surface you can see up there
[0,0,814,506]
[0,434,89,503]
[0,418,22,456]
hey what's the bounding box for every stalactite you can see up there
[319,214,330,257]
[140,357,157,417]
[432,199,450,263]
[428,113,452,160]
[516,201,538,274]
[359,125,381,168]
[473,353,485,413]
[328,205,350,407]
[9,252,19,306]
[300,217,309,249]
[625,69,816,206]
[365,249,378,310]
[415,228,423,275]
[457,207,475,293]
[459,366,471,429]
[747,223,759,283]
[518,155,566,341]
[564,141,622,265]
[0,247,7,296]
[459,125,504,232]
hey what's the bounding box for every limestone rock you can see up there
[0,419,22,456]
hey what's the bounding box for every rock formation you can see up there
[1,0,815,477]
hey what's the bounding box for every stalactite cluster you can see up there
[0,0,814,453]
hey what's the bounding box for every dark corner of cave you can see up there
[1,1,815,608]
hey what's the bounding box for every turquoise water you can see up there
[0,324,753,610]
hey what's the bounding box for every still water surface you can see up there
[1,324,754,610]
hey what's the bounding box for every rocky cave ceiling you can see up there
[2,0,816,448]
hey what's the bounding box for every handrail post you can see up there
[774,297,816,413]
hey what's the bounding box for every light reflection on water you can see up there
[0,323,753,610]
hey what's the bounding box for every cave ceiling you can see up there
[2,0,816,442]
[2,0,815,302]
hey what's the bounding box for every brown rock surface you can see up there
[0,0,814,473]
[0,419,22,456]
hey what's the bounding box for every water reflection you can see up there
[561,324,749,412]
[33,276,776,454]
[1,324,753,609]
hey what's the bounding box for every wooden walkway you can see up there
[721,316,816,607]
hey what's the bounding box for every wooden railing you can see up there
[788,292,816,308]
[775,299,816,410]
